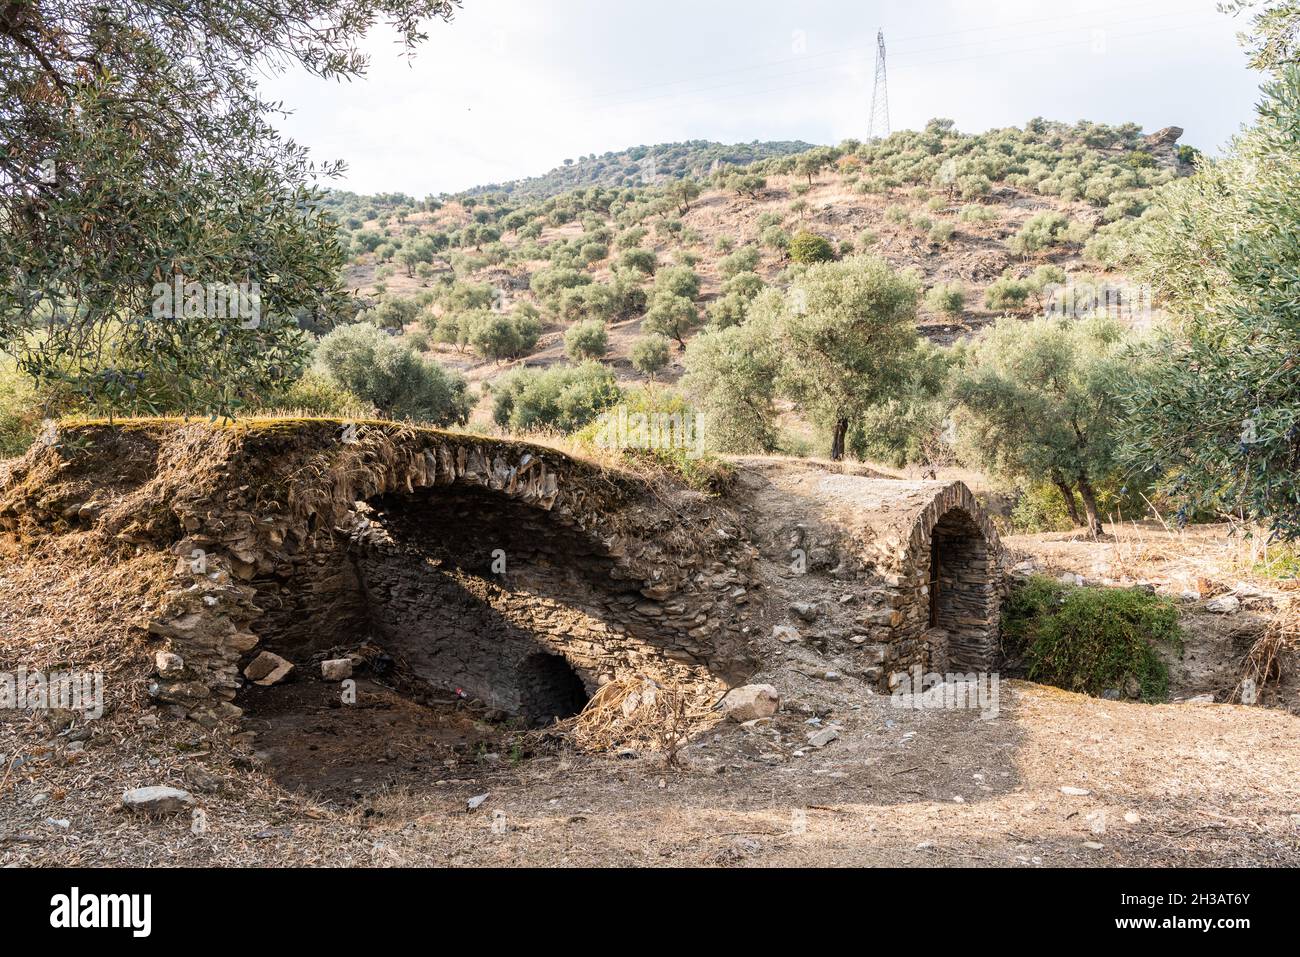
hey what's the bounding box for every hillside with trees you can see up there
[457,139,816,200]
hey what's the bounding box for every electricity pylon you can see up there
[867,29,890,142]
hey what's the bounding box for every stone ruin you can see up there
[0,421,1005,732]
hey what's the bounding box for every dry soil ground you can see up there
[1,461,1297,867]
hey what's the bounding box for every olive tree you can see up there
[951,315,1133,536]
[0,0,459,418]
[773,257,921,460]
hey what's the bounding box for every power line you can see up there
[601,18,1213,120]
[546,0,1189,109]
[868,29,890,141]
[570,7,1202,115]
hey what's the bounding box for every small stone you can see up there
[719,684,780,722]
[467,793,489,811]
[807,728,840,749]
[772,625,800,644]
[122,786,194,816]
[1123,811,1141,824]
[1206,595,1241,614]
[154,651,185,676]
[1082,841,1104,850]
[320,658,353,681]
[243,651,294,686]
[1060,786,1091,796]
[789,601,819,623]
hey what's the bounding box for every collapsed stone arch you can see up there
[124,421,758,728]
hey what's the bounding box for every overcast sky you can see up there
[260,0,1266,196]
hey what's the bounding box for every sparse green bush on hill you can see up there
[491,362,622,433]
[653,266,701,301]
[643,294,700,347]
[925,283,966,317]
[314,323,471,425]
[789,230,836,264]
[564,319,608,360]
[465,309,542,362]
[719,246,761,278]
[1010,212,1072,256]
[619,248,657,275]
[630,334,672,377]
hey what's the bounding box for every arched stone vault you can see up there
[817,476,1004,681]
[0,420,761,728]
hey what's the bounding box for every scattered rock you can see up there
[789,601,819,623]
[154,651,185,676]
[719,684,780,722]
[183,765,229,794]
[1123,811,1141,824]
[772,625,800,644]
[320,658,353,681]
[466,793,489,811]
[121,786,195,816]
[1206,595,1241,614]
[1082,841,1105,850]
[243,651,294,686]
[807,728,840,749]
[1060,786,1091,796]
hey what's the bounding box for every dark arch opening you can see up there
[516,653,589,727]
[927,508,996,672]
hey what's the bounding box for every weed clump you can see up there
[1002,575,1183,701]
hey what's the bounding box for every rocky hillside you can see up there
[325,119,1190,430]
[457,139,816,201]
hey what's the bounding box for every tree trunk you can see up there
[830,417,849,461]
[1076,474,1104,538]
[1052,474,1083,526]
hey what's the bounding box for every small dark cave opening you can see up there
[516,652,590,726]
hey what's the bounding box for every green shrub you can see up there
[491,362,622,433]
[564,319,608,360]
[788,230,836,264]
[653,266,701,301]
[925,283,965,317]
[464,310,542,361]
[258,370,372,418]
[719,245,761,278]
[0,358,50,457]
[314,323,471,425]
[630,334,672,377]
[1010,212,1071,256]
[760,225,790,251]
[1002,576,1183,702]
[1008,482,1078,533]
[928,221,955,245]
[985,276,1031,310]
[619,248,656,275]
